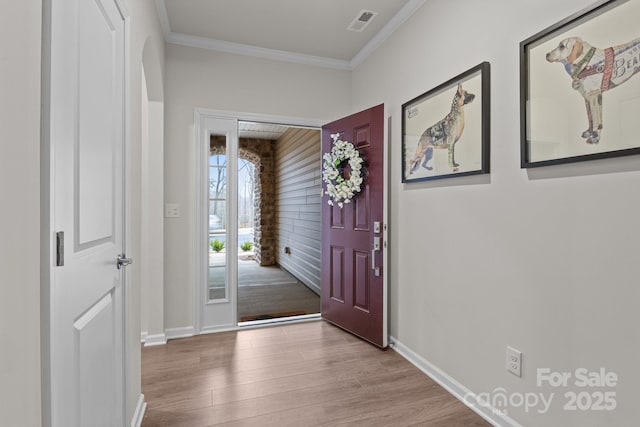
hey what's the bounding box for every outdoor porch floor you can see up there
[209,256,320,322]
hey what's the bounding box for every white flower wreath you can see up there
[322,133,364,208]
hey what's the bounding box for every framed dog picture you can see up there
[521,0,640,168]
[402,62,490,183]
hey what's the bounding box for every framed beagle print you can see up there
[521,0,640,168]
[402,62,490,183]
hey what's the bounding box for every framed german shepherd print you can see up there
[521,0,640,168]
[402,62,490,183]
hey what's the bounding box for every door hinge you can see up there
[55,231,64,267]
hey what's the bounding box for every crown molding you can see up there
[155,0,170,37]
[156,0,426,71]
[350,0,426,68]
[166,32,353,70]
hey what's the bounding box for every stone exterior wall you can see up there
[210,136,276,266]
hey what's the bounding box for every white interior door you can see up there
[46,0,127,425]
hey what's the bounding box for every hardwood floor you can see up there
[141,321,490,426]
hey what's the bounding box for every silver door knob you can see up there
[116,253,133,269]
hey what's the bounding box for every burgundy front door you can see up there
[321,104,386,347]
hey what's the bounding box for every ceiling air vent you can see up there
[347,9,378,32]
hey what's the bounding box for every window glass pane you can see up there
[209,154,226,200]
[208,139,227,301]
[208,200,226,300]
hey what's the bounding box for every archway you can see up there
[210,137,277,265]
[140,39,165,346]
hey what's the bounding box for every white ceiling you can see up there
[238,122,291,140]
[157,0,426,70]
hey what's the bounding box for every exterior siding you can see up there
[275,128,322,294]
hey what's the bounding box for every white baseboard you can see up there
[165,326,195,340]
[141,327,193,345]
[389,336,522,427]
[199,324,238,335]
[143,333,167,347]
[130,393,146,427]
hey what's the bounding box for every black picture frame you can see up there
[401,62,490,183]
[520,0,640,168]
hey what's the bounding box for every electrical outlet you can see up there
[506,346,522,377]
[165,203,180,218]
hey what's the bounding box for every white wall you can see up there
[352,0,640,425]
[164,45,351,328]
[140,94,165,343]
[126,0,165,421]
[0,1,42,425]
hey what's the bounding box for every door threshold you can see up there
[238,313,321,328]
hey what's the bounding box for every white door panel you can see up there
[47,0,127,425]
[74,291,117,426]
[77,0,118,246]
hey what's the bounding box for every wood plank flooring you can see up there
[141,321,490,426]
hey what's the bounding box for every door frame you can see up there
[383,114,390,345]
[40,0,131,424]
[193,109,324,334]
